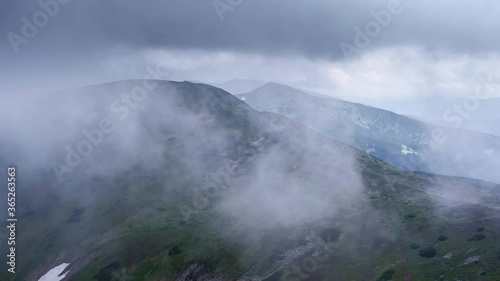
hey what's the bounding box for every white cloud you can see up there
[5,46,500,107]
[134,47,500,103]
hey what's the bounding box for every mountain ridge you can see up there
[238,82,500,184]
[2,80,500,280]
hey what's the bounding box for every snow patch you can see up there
[443,252,453,260]
[365,147,375,154]
[401,145,418,155]
[38,263,70,281]
[460,255,480,266]
[354,119,370,129]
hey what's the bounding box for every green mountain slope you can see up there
[237,83,500,184]
[1,80,500,281]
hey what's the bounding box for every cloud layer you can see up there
[2,0,500,104]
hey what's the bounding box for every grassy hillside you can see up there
[1,81,499,281]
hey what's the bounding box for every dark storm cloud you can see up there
[2,0,500,59]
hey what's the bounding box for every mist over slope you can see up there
[461,119,500,137]
[0,80,500,280]
[210,79,268,95]
[238,83,500,184]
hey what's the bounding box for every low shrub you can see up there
[377,269,395,280]
[468,233,486,241]
[438,235,448,241]
[168,245,182,256]
[405,214,417,220]
[419,247,437,258]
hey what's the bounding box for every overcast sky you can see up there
[1,0,500,105]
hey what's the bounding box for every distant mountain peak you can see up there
[257,82,303,91]
[243,82,311,100]
[246,82,338,100]
[208,78,268,94]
